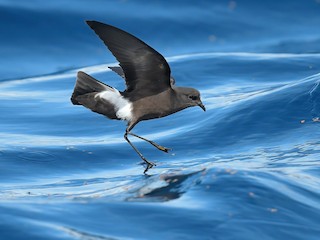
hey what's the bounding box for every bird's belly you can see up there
[137,106,177,121]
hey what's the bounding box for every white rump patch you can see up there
[96,88,133,121]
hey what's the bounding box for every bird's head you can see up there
[175,87,206,111]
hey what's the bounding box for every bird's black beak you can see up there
[198,101,206,111]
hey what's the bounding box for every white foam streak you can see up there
[203,73,320,110]
[167,52,320,62]
[2,52,320,89]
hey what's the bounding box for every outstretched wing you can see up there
[109,65,176,85]
[86,21,171,97]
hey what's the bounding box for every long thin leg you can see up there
[128,132,171,153]
[124,132,156,173]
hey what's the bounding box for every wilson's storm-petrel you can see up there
[71,21,205,173]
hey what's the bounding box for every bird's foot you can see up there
[142,159,157,174]
[150,141,171,153]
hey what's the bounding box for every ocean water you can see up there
[1,1,320,239]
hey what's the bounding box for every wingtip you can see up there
[77,70,85,77]
[86,20,103,28]
[85,20,94,26]
[86,20,109,31]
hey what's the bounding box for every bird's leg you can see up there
[124,131,156,173]
[128,132,171,153]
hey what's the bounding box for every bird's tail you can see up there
[71,71,111,105]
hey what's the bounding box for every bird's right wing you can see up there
[86,21,172,98]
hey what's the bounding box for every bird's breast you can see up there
[131,90,177,121]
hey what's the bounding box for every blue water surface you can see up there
[1,1,320,239]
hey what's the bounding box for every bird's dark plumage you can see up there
[86,21,171,99]
[109,65,176,85]
[71,71,110,105]
[71,21,205,173]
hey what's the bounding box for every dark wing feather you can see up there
[86,21,171,97]
[109,65,176,85]
[108,66,125,79]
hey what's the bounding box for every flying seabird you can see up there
[71,21,205,173]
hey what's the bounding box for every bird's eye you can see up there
[189,95,198,101]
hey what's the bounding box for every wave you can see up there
[1,52,320,151]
